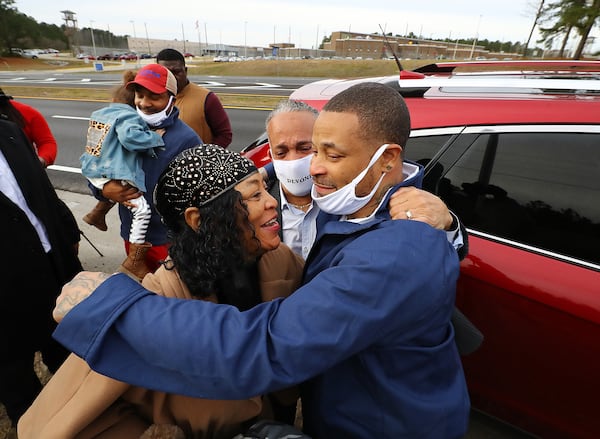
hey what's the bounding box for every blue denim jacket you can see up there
[80,103,163,192]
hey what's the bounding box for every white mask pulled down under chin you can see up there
[136,96,174,127]
[272,154,313,196]
[311,143,389,216]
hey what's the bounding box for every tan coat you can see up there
[174,83,212,144]
[18,244,304,439]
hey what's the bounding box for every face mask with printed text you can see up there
[272,154,313,196]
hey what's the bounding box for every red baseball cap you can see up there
[126,64,177,95]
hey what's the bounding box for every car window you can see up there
[405,132,475,193]
[405,134,453,162]
[437,131,600,265]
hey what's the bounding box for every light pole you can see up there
[89,20,97,57]
[469,15,482,60]
[244,21,247,59]
[204,22,208,56]
[196,20,201,55]
[144,22,151,55]
[129,20,136,54]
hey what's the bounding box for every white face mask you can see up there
[136,95,174,127]
[311,143,389,216]
[272,154,313,196]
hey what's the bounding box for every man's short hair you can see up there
[265,99,319,130]
[156,48,186,64]
[322,82,411,149]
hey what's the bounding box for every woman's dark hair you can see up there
[111,70,136,106]
[159,188,262,311]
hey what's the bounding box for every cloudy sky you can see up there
[15,0,586,51]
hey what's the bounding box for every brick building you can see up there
[324,31,510,60]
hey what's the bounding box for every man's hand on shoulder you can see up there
[54,271,112,322]
[388,187,453,230]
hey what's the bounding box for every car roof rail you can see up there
[396,65,600,97]
[413,60,600,76]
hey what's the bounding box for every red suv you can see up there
[241,60,600,439]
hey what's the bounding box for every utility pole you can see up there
[469,15,482,60]
[90,20,97,57]
[144,22,151,55]
[130,20,136,53]
[204,23,208,56]
[182,23,186,52]
[196,20,201,55]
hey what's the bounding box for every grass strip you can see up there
[1,86,287,109]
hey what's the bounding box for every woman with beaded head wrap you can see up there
[153,144,288,310]
[19,145,305,439]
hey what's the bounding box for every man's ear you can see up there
[382,144,403,170]
[184,207,201,232]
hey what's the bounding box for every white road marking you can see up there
[52,115,90,121]
[48,164,82,174]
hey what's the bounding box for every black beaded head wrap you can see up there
[154,144,257,220]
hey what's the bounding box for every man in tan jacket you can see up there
[157,48,233,148]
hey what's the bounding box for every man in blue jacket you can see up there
[53,82,470,438]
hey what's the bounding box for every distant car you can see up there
[46,48,59,54]
[96,53,113,60]
[76,53,96,60]
[139,53,153,59]
[183,52,194,58]
[241,60,600,439]
[21,50,40,59]
[119,53,138,61]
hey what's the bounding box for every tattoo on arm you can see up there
[54,272,111,322]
